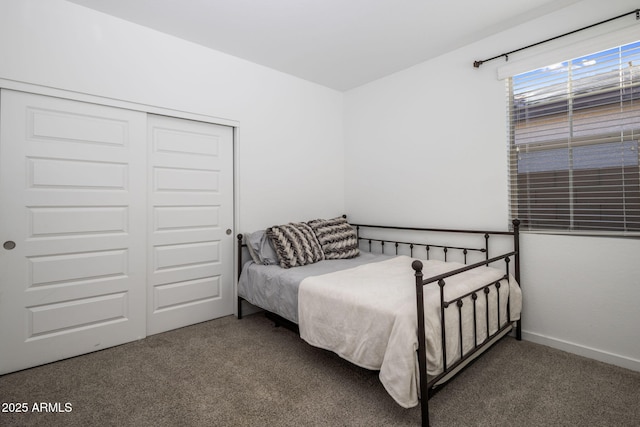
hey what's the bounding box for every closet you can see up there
[0,89,234,374]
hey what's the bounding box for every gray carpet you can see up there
[1,313,639,427]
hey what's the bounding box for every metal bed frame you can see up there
[237,218,521,427]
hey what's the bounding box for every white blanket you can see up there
[298,255,521,408]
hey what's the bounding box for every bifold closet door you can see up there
[147,114,234,335]
[0,89,147,374]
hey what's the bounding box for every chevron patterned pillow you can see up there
[307,217,359,260]
[266,222,325,268]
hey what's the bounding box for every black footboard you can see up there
[353,219,521,427]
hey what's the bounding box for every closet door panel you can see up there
[0,90,147,374]
[147,114,234,335]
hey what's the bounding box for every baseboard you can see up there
[522,331,640,372]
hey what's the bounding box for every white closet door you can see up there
[0,90,147,374]
[147,114,234,335]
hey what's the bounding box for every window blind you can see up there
[508,40,640,234]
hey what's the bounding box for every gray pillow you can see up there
[246,230,279,265]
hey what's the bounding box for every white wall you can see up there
[0,0,345,232]
[344,0,640,371]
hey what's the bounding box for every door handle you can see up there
[3,241,16,250]
[226,229,232,235]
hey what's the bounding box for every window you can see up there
[508,41,640,234]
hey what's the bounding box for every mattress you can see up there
[238,253,522,408]
[237,252,392,323]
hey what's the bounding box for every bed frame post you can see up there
[237,234,244,320]
[512,219,521,340]
[412,260,430,427]
[484,233,490,265]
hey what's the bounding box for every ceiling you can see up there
[67,0,581,91]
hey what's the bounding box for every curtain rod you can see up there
[473,8,640,68]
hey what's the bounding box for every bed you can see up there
[237,216,522,427]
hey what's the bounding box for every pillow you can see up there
[245,230,279,265]
[307,217,359,260]
[266,222,325,268]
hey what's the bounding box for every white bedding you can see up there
[298,255,521,408]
